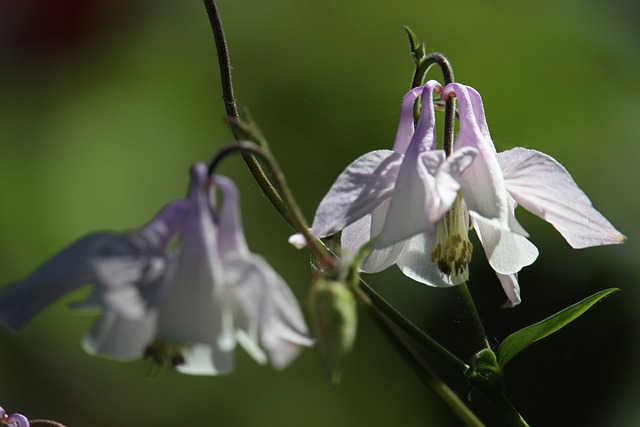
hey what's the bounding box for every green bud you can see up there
[466,348,504,391]
[309,279,357,386]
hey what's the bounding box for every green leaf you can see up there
[497,288,619,369]
[403,26,427,63]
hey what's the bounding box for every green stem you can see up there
[361,288,484,427]
[472,384,530,427]
[356,279,468,374]
[203,0,287,221]
[457,283,491,350]
[208,142,336,269]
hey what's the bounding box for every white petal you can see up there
[177,343,234,376]
[225,254,312,369]
[93,256,166,319]
[157,164,227,348]
[498,147,626,248]
[83,309,156,360]
[422,147,478,225]
[341,214,372,255]
[473,216,539,275]
[309,150,403,238]
[496,273,521,307]
[360,200,407,272]
[395,233,461,287]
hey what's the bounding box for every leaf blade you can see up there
[497,288,619,368]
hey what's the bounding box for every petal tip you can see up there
[288,233,308,249]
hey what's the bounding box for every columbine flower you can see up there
[290,80,500,285]
[0,406,30,427]
[0,164,311,374]
[292,81,625,306]
[142,164,312,375]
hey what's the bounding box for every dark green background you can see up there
[1,1,638,426]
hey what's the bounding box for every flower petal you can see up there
[225,254,312,369]
[392,86,424,154]
[395,233,462,287]
[0,232,112,331]
[443,83,510,230]
[473,216,539,275]
[3,413,30,427]
[498,147,626,248]
[376,82,441,247]
[422,146,478,225]
[92,256,166,319]
[157,164,228,354]
[177,343,235,376]
[496,273,521,307]
[82,310,156,360]
[306,150,403,239]
[212,175,251,257]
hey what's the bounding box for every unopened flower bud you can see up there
[309,279,357,386]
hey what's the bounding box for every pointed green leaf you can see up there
[497,288,619,369]
[403,26,427,63]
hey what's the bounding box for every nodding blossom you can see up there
[291,81,625,306]
[0,164,311,374]
[0,407,30,427]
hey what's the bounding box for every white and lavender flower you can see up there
[292,81,625,306]
[0,164,311,374]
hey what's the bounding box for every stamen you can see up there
[430,194,472,282]
[144,338,189,369]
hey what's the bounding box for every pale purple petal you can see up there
[307,150,403,239]
[395,233,462,287]
[3,413,30,427]
[138,199,190,252]
[340,214,372,255]
[495,273,521,307]
[212,175,250,257]
[82,310,156,359]
[498,147,626,248]
[376,82,441,247]
[392,86,424,154]
[0,233,111,331]
[443,83,510,230]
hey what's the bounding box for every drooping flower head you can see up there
[292,80,625,306]
[0,163,312,374]
[150,164,312,375]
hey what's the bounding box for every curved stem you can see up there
[203,0,285,218]
[30,421,67,427]
[208,142,336,269]
[412,52,456,157]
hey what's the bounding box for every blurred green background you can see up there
[1,1,638,426]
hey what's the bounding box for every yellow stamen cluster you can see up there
[144,338,188,369]
[430,195,473,282]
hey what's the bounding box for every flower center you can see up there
[430,194,473,282]
[144,338,189,369]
